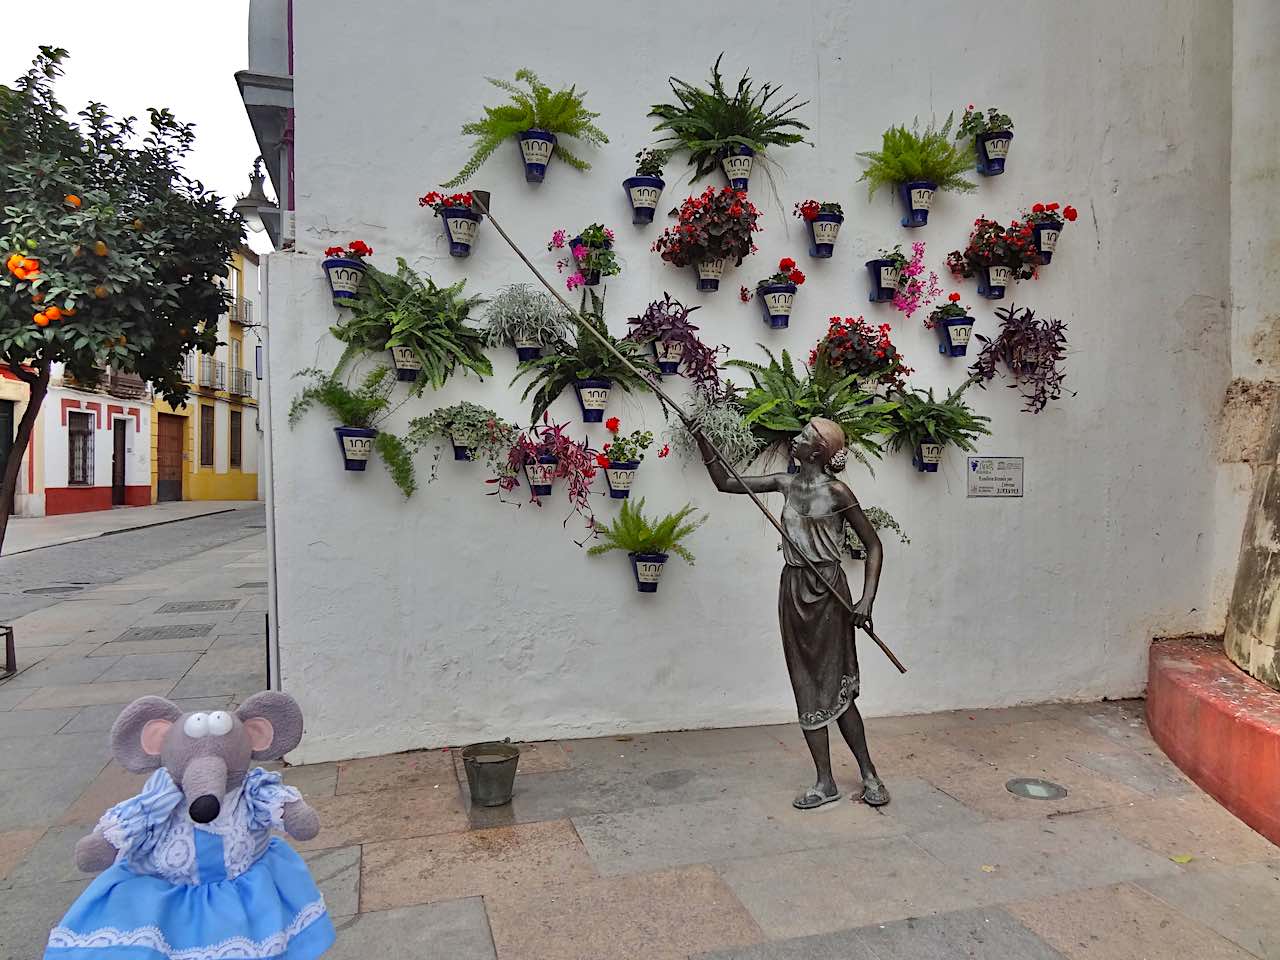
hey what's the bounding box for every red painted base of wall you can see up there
[44,486,152,515]
[1147,636,1280,846]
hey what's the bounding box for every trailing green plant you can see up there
[726,347,899,467]
[857,115,976,198]
[587,498,706,564]
[649,54,810,182]
[288,367,417,497]
[513,289,658,423]
[406,401,518,484]
[331,258,491,393]
[957,104,1014,140]
[665,392,761,466]
[845,505,909,559]
[481,283,570,350]
[443,69,607,187]
[633,147,672,178]
[885,384,991,459]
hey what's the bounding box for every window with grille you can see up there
[230,411,242,468]
[200,405,215,466]
[68,412,93,485]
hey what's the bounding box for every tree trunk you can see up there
[0,361,50,556]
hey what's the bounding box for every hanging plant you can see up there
[969,303,1070,413]
[794,200,844,258]
[857,115,976,227]
[288,367,416,496]
[407,402,518,483]
[880,241,941,319]
[499,417,598,531]
[957,104,1015,176]
[865,244,908,303]
[885,383,991,473]
[513,289,657,424]
[648,54,810,193]
[329,258,491,391]
[624,293,723,390]
[443,69,607,187]
[623,148,671,225]
[755,257,806,329]
[945,217,1041,300]
[846,506,910,560]
[321,240,373,306]
[418,190,482,258]
[651,186,761,292]
[810,315,913,393]
[588,498,705,593]
[927,293,976,357]
[596,418,670,499]
[1020,201,1079,265]
[665,392,762,466]
[481,283,571,362]
[547,223,619,289]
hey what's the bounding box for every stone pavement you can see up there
[1,538,1277,958]
[1,499,261,556]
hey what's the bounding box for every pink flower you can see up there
[549,229,567,249]
[565,272,586,291]
[604,228,615,241]
[571,243,588,261]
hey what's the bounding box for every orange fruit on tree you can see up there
[65,307,77,316]
[45,306,62,321]
[94,285,109,299]
[5,253,22,272]
[12,267,27,280]
[31,293,43,304]
[33,313,49,326]
[93,240,108,257]
[21,258,38,271]
[64,194,81,208]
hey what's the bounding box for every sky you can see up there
[0,1,274,254]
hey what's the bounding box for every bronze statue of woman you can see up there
[695,417,889,809]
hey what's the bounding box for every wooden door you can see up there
[111,421,127,505]
[157,413,183,502]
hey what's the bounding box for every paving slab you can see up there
[92,651,201,683]
[0,732,109,771]
[0,686,35,710]
[5,656,118,688]
[300,844,362,919]
[168,668,266,700]
[278,761,339,798]
[0,824,87,888]
[361,819,597,912]
[0,828,45,882]
[0,763,102,830]
[87,635,217,655]
[336,749,456,795]
[58,696,232,736]
[55,761,148,826]
[1008,882,1258,959]
[485,864,762,960]
[693,928,879,960]
[0,878,89,959]
[854,907,1068,959]
[1064,747,1194,797]
[0,707,79,737]
[14,679,175,710]
[1138,859,1280,958]
[326,898,496,960]
[294,784,470,852]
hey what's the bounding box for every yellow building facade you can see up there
[150,247,262,502]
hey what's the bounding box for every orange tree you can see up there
[0,48,241,548]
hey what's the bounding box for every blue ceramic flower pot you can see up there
[604,460,640,499]
[440,207,481,258]
[574,378,612,423]
[451,441,474,461]
[629,551,668,593]
[390,346,421,383]
[720,145,755,191]
[513,340,542,362]
[976,264,1013,300]
[913,442,943,473]
[517,130,557,183]
[975,131,1013,176]
[622,175,665,225]
[524,454,558,496]
[334,426,377,472]
[758,283,797,329]
[653,338,684,376]
[694,258,727,292]
[865,259,901,303]
[899,180,937,228]
[322,257,366,305]
[937,316,975,357]
[806,212,844,258]
[1032,221,1061,265]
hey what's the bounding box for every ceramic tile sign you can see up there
[967,457,1024,497]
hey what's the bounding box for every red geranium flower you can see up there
[779,257,796,272]
[348,240,373,258]
[605,417,621,433]
[739,286,751,302]
[949,292,961,302]
[324,246,344,257]
[788,270,805,285]
[1032,203,1045,213]
[658,445,670,458]
[595,453,610,468]
[1063,205,1078,222]
[1046,202,1059,211]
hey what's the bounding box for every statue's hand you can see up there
[852,598,874,631]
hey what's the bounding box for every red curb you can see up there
[1147,635,1280,846]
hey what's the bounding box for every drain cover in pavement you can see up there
[114,624,216,643]
[1006,777,1068,800]
[23,585,85,595]
[237,582,268,589]
[155,600,239,614]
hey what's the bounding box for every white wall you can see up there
[42,384,151,492]
[270,0,1240,762]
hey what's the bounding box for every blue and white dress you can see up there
[46,767,335,960]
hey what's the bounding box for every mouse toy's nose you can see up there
[188,794,220,823]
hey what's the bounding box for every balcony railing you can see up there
[105,369,147,399]
[228,366,254,398]
[182,353,197,383]
[198,356,226,391]
[230,298,254,326]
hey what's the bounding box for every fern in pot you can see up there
[483,283,570,362]
[444,69,607,186]
[289,367,417,496]
[885,384,991,473]
[857,115,975,228]
[407,402,518,485]
[588,498,706,593]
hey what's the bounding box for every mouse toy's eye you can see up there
[207,711,234,736]
[183,713,210,739]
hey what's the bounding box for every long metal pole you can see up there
[471,194,906,674]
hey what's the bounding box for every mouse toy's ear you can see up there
[236,691,304,760]
[110,696,183,772]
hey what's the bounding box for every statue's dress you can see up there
[779,499,861,729]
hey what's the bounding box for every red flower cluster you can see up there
[758,257,805,289]
[605,416,621,433]
[651,186,761,269]
[739,285,752,303]
[418,191,474,214]
[946,218,1039,278]
[324,240,373,260]
[1026,201,1078,224]
[796,200,820,221]
[949,292,961,302]
[811,315,912,390]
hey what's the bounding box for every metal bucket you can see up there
[460,741,521,806]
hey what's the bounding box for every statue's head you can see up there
[791,417,848,472]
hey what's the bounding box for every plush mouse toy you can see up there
[44,692,335,960]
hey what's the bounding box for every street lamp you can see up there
[232,157,280,241]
